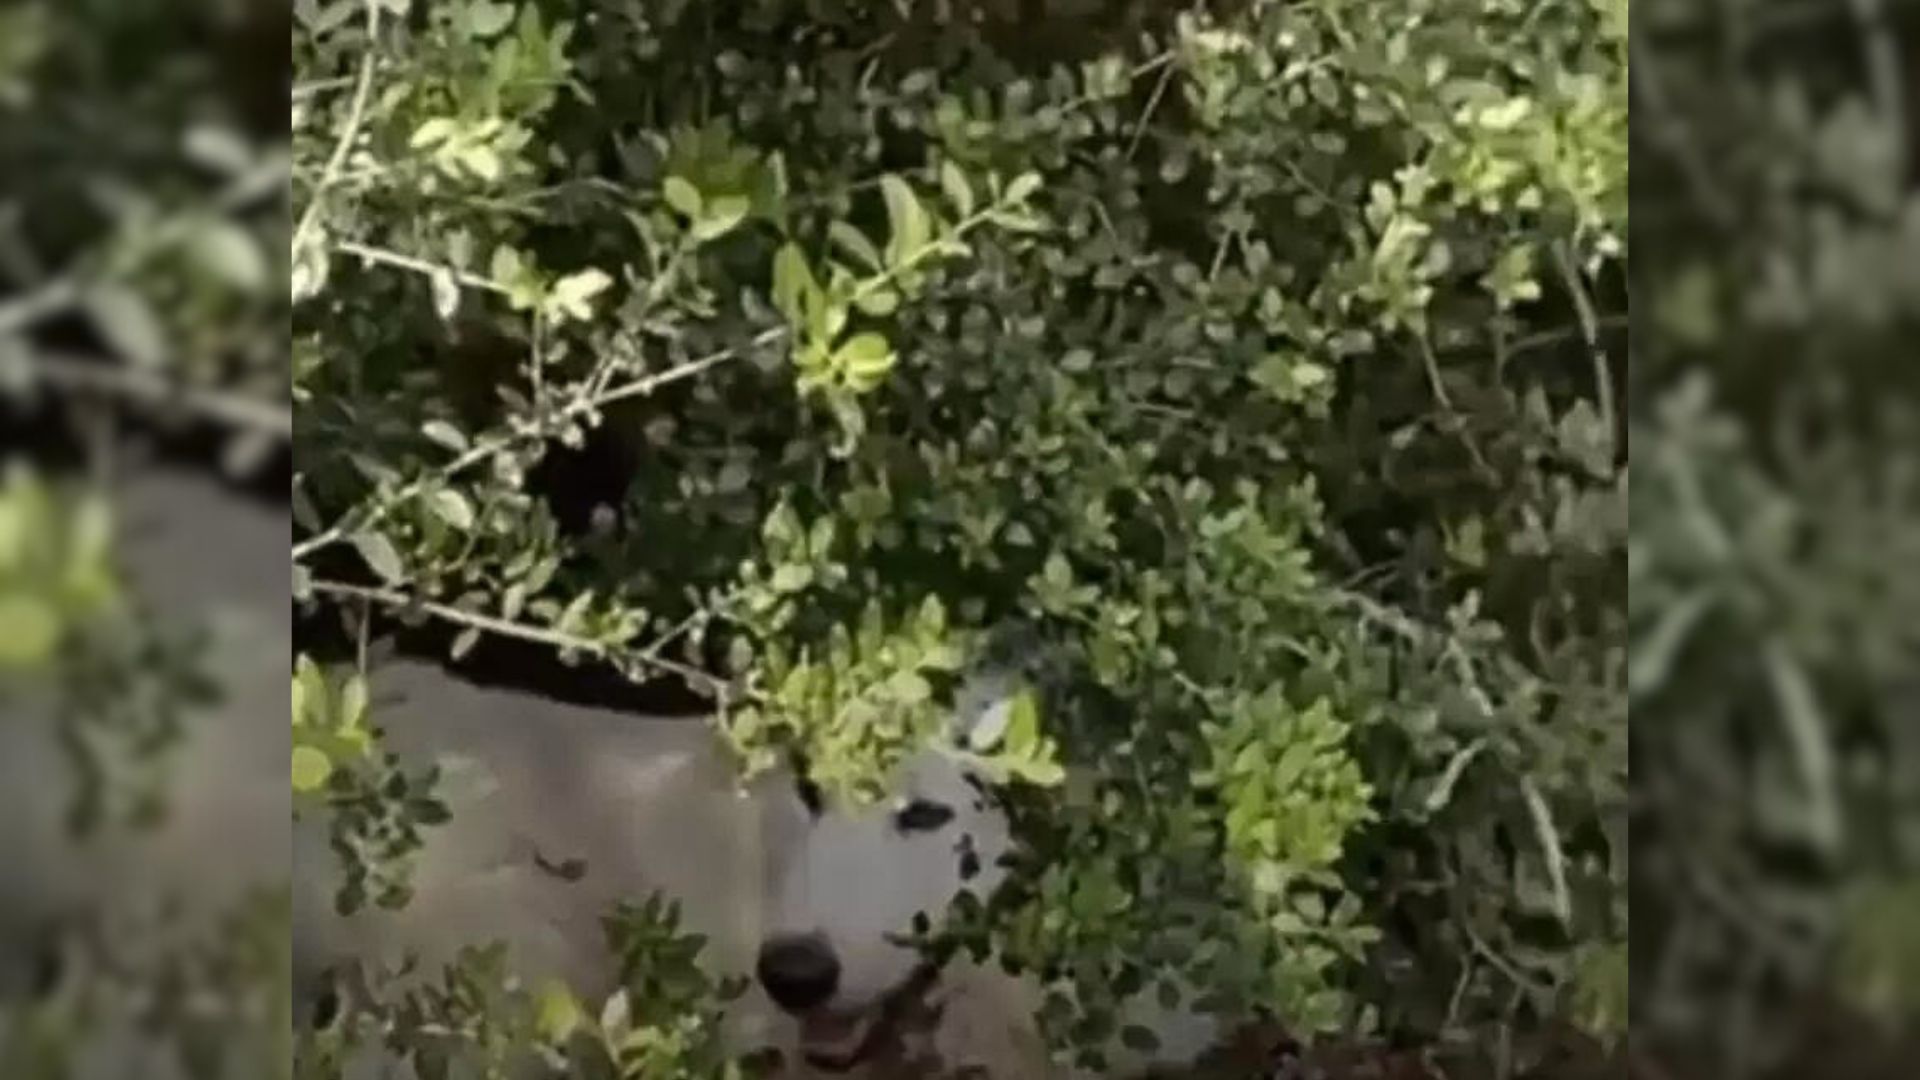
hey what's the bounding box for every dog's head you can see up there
[755,680,1018,1071]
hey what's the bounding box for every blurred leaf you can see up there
[187,219,269,294]
[0,593,59,666]
[84,284,169,368]
[350,531,405,585]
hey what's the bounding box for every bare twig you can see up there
[0,278,79,338]
[21,350,292,437]
[292,0,382,255]
[1505,313,1629,359]
[1125,57,1180,161]
[1415,332,1499,483]
[307,578,731,701]
[1848,0,1909,182]
[1552,241,1618,459]
[1628,32,1737,231]
[334,240,508,294]
[0,151,285,339]
[295,187,1025,562]
[290,334,774,562]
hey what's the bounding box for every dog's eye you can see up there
[893,799,955,833]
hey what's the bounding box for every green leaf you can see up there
[853,287,899,317]
[694,195,750,242]
[85,284,168,368]
[535,979,584,1042]
[463,0,516,38]
[292,655,324,727]
[450,626,481,661]
[409,118,458,150]
[556,590,595,634]
[489,245,524,284]
[880,175,930,268]
[184,125,254,176]
[1043,552,1072,589]
[429,489,475,530]
[1764,640,1842,855]
[939,160,975,217]
[1004,171,1043,205]
[835,332,895,391]
[292,745,334,794]
[421,419,469,453]
[0,594,60,667]
[548,268,613,322]
[430,266,460,320]
[1002,691,1040,754]
[1629,590,1713,698]
[663,176,703,219]
[455,143,503,182]
[770,564,813,593]
[350,531,405,584]
[1011,754,1065,787]
[339,670,369,730]
[836,332,893,372]
[290,235,330,302]
[1420,740,1485,816]
[772,243,816,326]
[187,220,268,294]
[889,671,932,705]
[828,221,883,273]
[990,208,1046,234]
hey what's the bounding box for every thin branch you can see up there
[589,330,779,410]
[334,240,508,294]
[292,1,382,255]
[307,578,730,701]
[1628,33,1737,232]
[291,336,769,561]
[1414,332,1499,483]
[1504,312,1629,359]
[0,278,80,338]
[1552,241,1618,459]
[1462,924,1551,1000]
[0,153,286,339]
[1849,0,1909,183]
[1125,57,1180,161]
[295,186,1025,561]
[21,350,292,437]
[293,76,357,101]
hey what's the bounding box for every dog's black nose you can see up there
[756,935,840,1012]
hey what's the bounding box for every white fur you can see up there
[764,760,1011,1014]
[292,659,790,1053]
[293,662,1220,1079]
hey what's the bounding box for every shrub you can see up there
[283,0,1629,1075]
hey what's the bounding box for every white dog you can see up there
[294,661,1222,1078]
[755,674,1225,1078]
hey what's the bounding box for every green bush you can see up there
[1631,2,1920,1074]
[288,0,1625,1074]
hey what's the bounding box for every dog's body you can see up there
[292,659,791,1060]
[294,660,1219,1078]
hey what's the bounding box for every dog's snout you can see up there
[756,934,840,1013]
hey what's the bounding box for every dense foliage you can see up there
[1631,1,1920,1075]
[8,0,1920,1077]
[288,0,1628,1075]
[2,3,292,1077]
